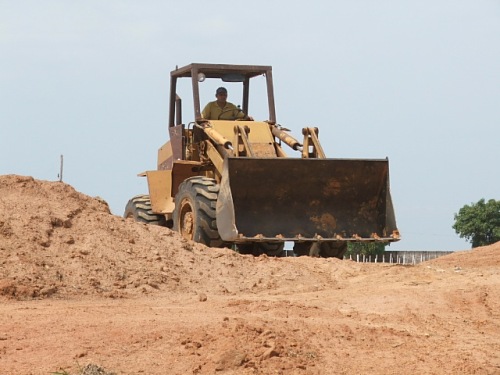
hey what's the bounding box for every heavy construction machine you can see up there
[124,63,400,258]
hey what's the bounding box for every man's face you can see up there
[216,92,227,104]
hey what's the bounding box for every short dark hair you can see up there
[216,87,227,95]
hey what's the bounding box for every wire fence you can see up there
[282,249,455,264]
[345,251,455,265]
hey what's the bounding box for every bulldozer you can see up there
[124,63,400,258]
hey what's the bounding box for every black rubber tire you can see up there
[293,242,311,257]
[124,195,169,226]
[237,242,285,257]
[173,177,224,247]
[320,242,348,259]
[293,242,347,259]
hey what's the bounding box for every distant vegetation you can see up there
[453,198,500,248]
[346,242,387,256]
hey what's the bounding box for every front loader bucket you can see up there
[216,157,399,243]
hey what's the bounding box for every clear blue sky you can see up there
[1,1,499,251]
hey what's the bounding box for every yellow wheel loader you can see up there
[124,63,400,258]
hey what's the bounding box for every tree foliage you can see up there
[453,198,500,248]
[346,242,387,256]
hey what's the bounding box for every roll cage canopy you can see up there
[168,63,276,128]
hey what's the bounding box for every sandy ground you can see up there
[0,175,499,375]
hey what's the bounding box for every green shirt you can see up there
[201,101,246,120]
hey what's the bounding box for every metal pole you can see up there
[59,155,63,182]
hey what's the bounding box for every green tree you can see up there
[453,198,500,248]
[346,242,387,257]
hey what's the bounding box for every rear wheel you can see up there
[173,177,224,247]
[124,195,170,227]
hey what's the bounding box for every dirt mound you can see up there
[426,241,500,268]
[0,175,355,301]
[1,175,499,375]
[0,174,191,299]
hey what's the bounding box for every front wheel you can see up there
[173,177,224,247]
[237,242,285,257]
[293,242,347,259]
[320,242,348,259]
